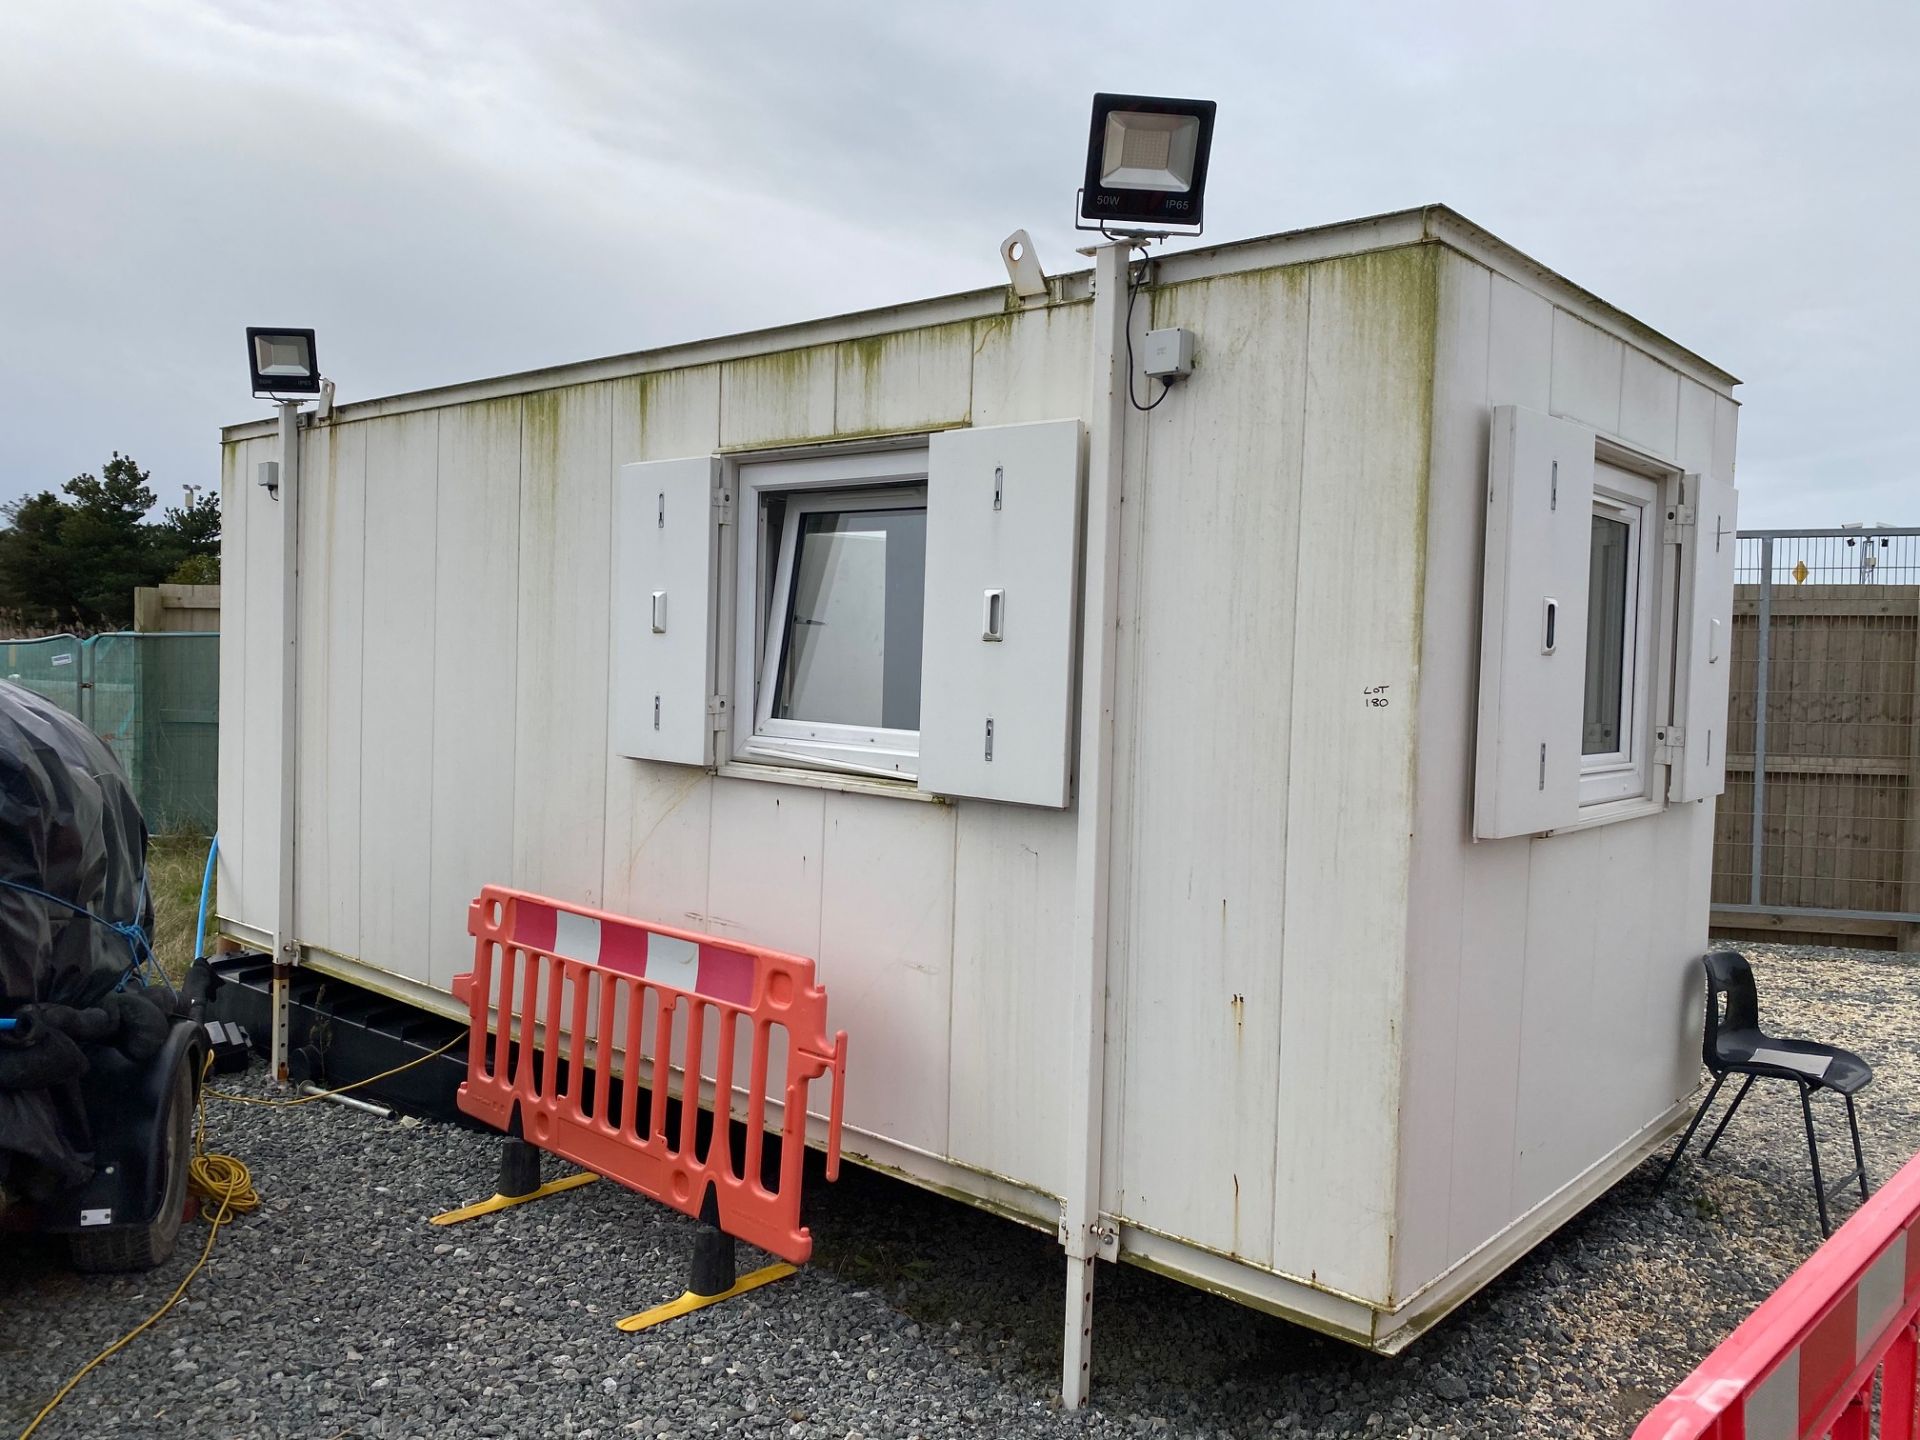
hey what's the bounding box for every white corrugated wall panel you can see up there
[357,411,440,984]
[427,398,522,989]
[293,421,366,959]
[1269,249,1432,1301]
[1392,250,1489,1296]
[512,383,613,905]
[1111,264,1311,1267]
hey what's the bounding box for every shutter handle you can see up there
[651,591,667,634]
[1541,598,1558,655]
[982,589,1005,642]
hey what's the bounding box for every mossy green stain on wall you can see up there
[720,346,837,448]
[1291,245,1440,714]
[834,320,973,435]
[520,388,562,516]
[609,365,723,460]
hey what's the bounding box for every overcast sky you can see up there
[1,1,1913,528]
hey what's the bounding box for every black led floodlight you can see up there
[246,327,321,396]
[1079,93,1217,232]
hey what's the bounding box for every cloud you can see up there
[0,0,1913,530]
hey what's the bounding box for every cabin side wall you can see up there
[1108,247,1434,1304]
[218,305,1102,1214]
[1392,248,1737,1304]
[220,246,1438,1309]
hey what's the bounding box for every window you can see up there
[769,503,926,730]
[1476,403,1735,838]
[616,420,1081,801]
[1579,462,1658,806]
[734,448,931,778]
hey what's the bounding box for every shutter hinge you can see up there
[1663,505,1696,545]
[713,483,733,521]
[1653,725,1685,765]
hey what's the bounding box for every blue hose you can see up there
[0,1018,15,1031]
[194,833,219,961]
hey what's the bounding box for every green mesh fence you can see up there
[0,632,219,834]
[2,633,86,715]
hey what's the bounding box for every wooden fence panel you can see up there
[1712,582,1919,949]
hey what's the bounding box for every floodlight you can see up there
[246,327,321,396]
[1079,93,1217,232]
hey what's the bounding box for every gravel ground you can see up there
[2,941,1914,1439]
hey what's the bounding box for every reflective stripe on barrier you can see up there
[450,886,848,1266]
[1635,1149,1920,1440]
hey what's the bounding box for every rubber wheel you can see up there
[68,1053,192,1273]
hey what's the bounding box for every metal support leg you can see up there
[1800,1081,1831,1237]
[1657,1073,1727,1189]
[269,961,293,1085]
[1846,1093,1870,1202]
[1702,1074,1757,1159]
[1061,1252,1096,1409]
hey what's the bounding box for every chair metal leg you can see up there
[1846,1093,1869,1202]
[1702,1074,1758,1160]
[1800,1081,1831,1238]
[1657,1073,1727,1190]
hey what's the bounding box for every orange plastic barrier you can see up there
[1636,1148,1920,1440]
[450,886,847,1265]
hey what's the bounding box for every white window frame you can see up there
[730,445,931,781]
[1579,462,1660,808]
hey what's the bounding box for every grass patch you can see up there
[148,832,211,983]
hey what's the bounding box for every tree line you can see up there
[0,454,219,632]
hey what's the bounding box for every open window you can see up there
[1579,464,1659,806]
[1475,404,1736,839]
[737,449,930,777]
[689,419,1085,805]
[611,424,1084,804]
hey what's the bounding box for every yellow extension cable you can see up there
[17,1035,464,1440]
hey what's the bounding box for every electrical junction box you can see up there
[1142,327,1195,380]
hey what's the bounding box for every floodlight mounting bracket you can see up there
[1073,189,1203,249]
[254,377,335,417]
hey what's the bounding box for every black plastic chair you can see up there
[1657,950,1871,1236]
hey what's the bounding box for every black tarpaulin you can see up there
[0,679,154,1194]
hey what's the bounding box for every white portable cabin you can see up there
[216,205,1739,1400]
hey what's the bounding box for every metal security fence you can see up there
[1711,528,1920,950]
[1,632,86,714]
[0,631,219,834]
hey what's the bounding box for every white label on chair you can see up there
[1750,1047,1832,1079]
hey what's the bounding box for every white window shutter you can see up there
[1670,472,1738,802]
[918,419,1084,807]
[1474,405,1596,839]
[611,456,720,766]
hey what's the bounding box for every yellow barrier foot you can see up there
[616,1263,797,1332]
[431,1171,596,1226]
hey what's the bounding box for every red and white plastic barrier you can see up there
[1636,1150,1920,1440]
[451,886,847,1265]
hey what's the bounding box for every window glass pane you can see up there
[1582,514,1631,755]
[774,507,926,730]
